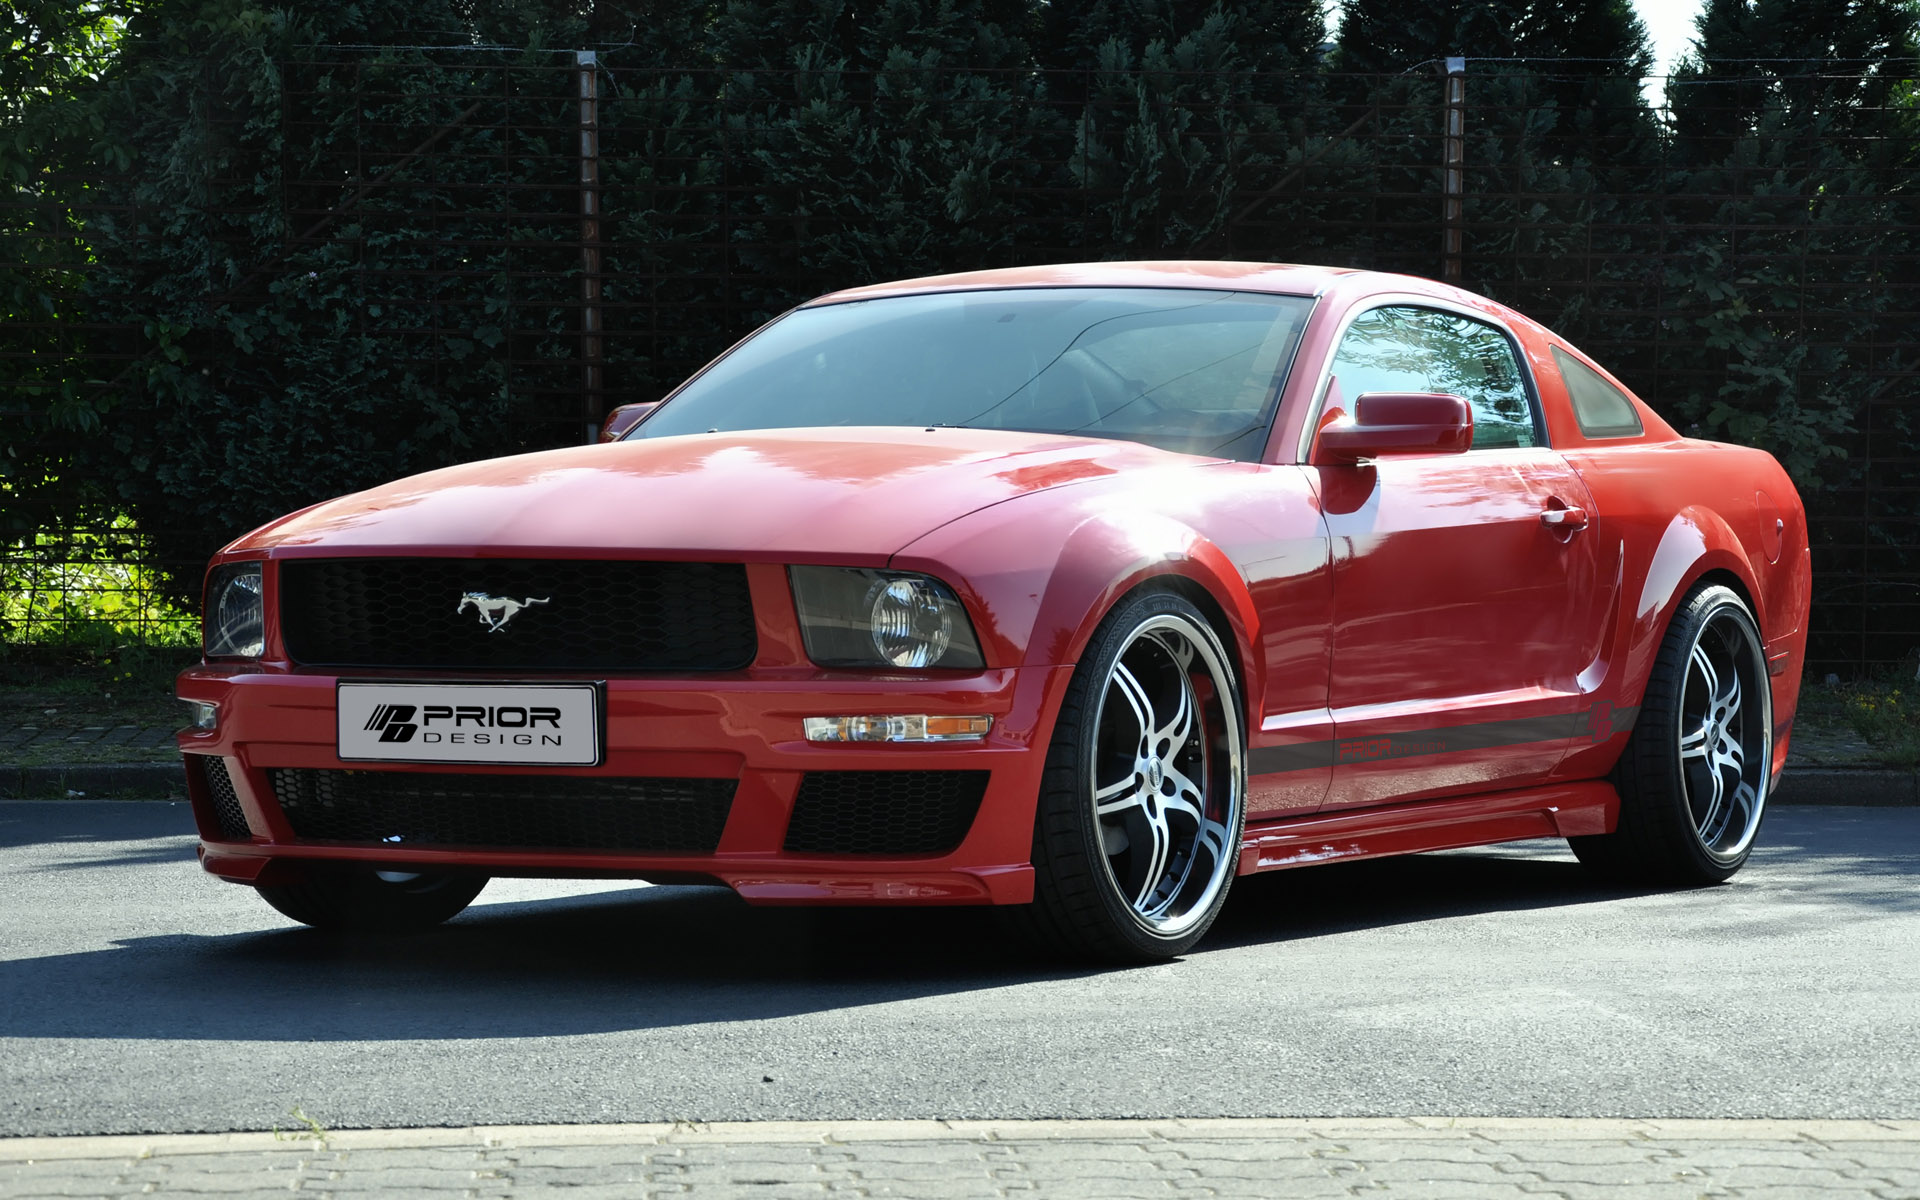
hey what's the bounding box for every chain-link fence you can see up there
[4,54,1916,672]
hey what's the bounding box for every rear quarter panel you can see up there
[1522,322,1812,785]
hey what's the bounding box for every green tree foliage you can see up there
[1671,0,1919,166]
[1658,0,1920,488]
[1,0,141,542]
[6,0,1919,649]
[1037,0,1324,79]
[1031,2,1326,258]
[1333,0,1525,71]
[46,0,569,598]
[706,0,1047,322]
[1335,0,1656,164]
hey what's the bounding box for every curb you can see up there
[0,761,185,799]
[1772,766,1917,806]
[0,762,1914,806]
[4,1117,1920,1160]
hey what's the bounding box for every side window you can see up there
[1326,306,1431,401]
[1552,345,1644,439]
[1327,305,1540,451]
[1418,310,1538,449]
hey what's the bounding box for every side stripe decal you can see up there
[1249,704,1640,776]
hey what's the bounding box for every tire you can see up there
[1018,590,1247,962]
[1570,582,1772,885]
[255,869,488,932]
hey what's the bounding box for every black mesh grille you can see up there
[279,558,756,671]
[196,756,251,841]
[268,769,736,853]
[784,771,989,855]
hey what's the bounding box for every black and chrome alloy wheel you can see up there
[1678,601,1770,862]
[1022,591,1246,961]
[1570,582,1771,884]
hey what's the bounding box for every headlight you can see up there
[789,567,985,669]
[204,562,265,658]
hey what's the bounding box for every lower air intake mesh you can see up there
[268,769,735,853]
[197,756,251,841]
[784,770,989,855]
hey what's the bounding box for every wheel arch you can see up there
[1107,573,1253,745]
[1692,566,1758,623]
[1033,511,1264,720]
[1621,507,1766,710]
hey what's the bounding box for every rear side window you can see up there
[1553,346,1644,439]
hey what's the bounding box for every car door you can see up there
[1308,303,1615,811]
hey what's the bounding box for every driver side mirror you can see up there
[598,401,660,443]
[1313,392,1473,464]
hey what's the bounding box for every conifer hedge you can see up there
[4,0,1918,664]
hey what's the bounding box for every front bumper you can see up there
[176,662,1073,906]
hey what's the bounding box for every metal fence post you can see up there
[1441,56,1466,284]
[578,50,603,442]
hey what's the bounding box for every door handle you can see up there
[1541,505,1589,532]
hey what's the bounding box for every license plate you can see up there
[336,682,603,766]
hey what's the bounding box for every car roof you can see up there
[806,261,1370,305]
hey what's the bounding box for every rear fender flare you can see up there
[1623,507,1764,700]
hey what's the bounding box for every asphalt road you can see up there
[2,800,1916,1137]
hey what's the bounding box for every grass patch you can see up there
[1,642,199,733]
[1796,673,1920,769]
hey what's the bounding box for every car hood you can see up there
[234,427,1216,561]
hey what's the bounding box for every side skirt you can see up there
[1237,781,1619,875]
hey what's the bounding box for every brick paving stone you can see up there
[864,1175,1029,1190]
[317,1192,516,1200]
[1516,1184,1734,1200]
[301,1165,502,1190]
[144,1150,328,1172]
[984,1181,1172,1199]
[1351,1158,1549,1184]
[1322,1139,1527,1165]
[1712,1191,1902,1200]
[1712,1165,1892,1187]
[1495,1158,1706,1181]
[1654,1147,1835,1168]
[0,1170,131,1197]
[1141,1139,1331,1162]
[1495,1144,1685,1166]
[333,1150,488,1171]
[496,1145,657,1169]
[507,1163,698,1188]
[1843,1168,1920,1192]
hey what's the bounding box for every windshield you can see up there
[636,287,1315,460]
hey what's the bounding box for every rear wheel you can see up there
[256,869,488,932]
[1571,583,1771,884]
[1020,591,1246,962]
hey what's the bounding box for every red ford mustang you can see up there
[176,262,1811,961]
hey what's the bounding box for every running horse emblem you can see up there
[457,592,550,633]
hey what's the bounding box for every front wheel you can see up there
[256,869,488,932]
[1020,591,1246,962]
[1571,583,1772,885]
